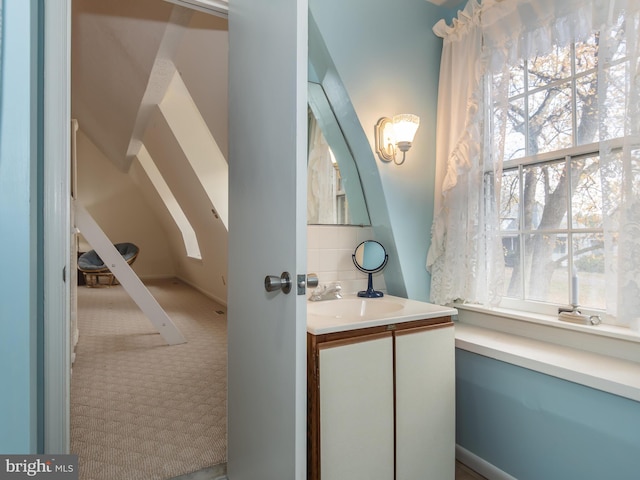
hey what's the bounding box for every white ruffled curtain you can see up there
[427,0,640,329]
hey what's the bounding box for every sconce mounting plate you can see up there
[375,117,395,163]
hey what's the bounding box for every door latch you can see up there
[297,273,319,295]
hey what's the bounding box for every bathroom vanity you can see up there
[307,295,457,480]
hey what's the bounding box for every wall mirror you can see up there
[307,81,370,226]
[353,240,388,298]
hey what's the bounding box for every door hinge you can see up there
[62,266,67,283]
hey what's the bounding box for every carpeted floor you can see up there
[71,278,227,480]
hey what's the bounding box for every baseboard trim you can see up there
[176,275,227,307]
[137,274,227,307]
[456,445,517,480]
[137,273,176,281]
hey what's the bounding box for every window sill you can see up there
[455,303,640,345]
[454,305,640,402]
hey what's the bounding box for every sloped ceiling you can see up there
[72,0,228,172]
[72,0,230,301]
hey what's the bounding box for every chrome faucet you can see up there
[309,282,343,301]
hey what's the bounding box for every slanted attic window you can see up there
[136,146,202,260]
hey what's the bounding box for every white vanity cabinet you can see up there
[307,317,455,480]
[395,325,455,480]
[318,332,395,480]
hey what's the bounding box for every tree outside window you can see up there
[492,18,627,312]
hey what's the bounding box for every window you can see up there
[430,1,640,330]
[491,24,628,316]
[497,151,607,310]
[136,145,202,260]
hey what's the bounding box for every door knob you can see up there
[297,273,319,295]
[265,272,292,294]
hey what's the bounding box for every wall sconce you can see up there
[375,114,420,165]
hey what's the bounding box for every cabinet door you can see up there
[395,325,455,480]
[319,333,395,480]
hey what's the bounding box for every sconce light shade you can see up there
[392,114,420,150]
[375,114,420,165]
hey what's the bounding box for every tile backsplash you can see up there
[307,225,386,295]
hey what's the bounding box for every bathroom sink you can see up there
[307,294,458,335]
[308,298,404,319]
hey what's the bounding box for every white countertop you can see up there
[307,294,457,335]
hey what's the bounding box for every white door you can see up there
[227,0,308,478]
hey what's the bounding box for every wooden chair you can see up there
[77,242,139,287]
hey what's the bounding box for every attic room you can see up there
[1,0,640,480]
[72,0,229,301]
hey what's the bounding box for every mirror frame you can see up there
[352,240,388,298]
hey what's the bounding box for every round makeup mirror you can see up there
[352,240,388,298]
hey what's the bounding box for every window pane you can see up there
[528,45,572,89]
[500,169,520,230]
[575,33,599,74]
[522,161,568,230]
[573,232,606,310]
[509,62,525,97]
[576,72,599,144]
[633,148,640,194]
[502,234,522,298]
[524,233,568,303]
[503,98,526,160]
[528,83,573,154]
[600,62,627,141]
[601,150,622,217]
[571,155,602,229]
[606,13,627,62]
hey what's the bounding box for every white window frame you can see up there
[488,34,627,326]
[497,141,608,319]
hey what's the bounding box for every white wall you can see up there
[140,106,228,304]
[76,128,176,279]
[308,225,386,295]
[77,124,229,305]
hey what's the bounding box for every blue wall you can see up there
[0,0,41,453]
[457,349,640,479]
[310,0,457,301]
[307,7,640,478]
